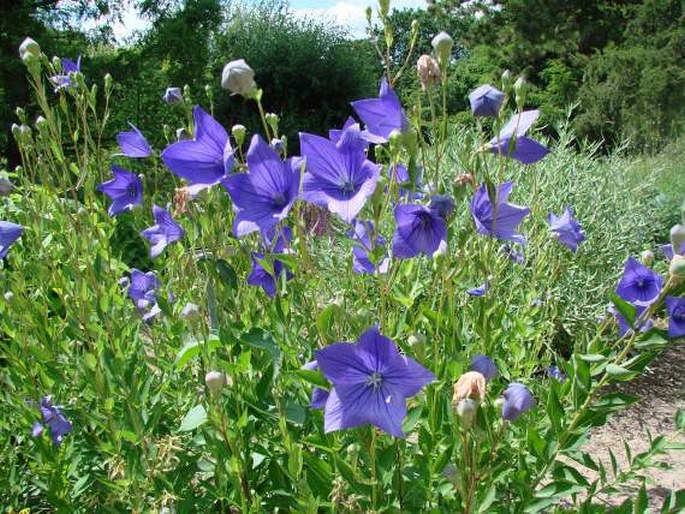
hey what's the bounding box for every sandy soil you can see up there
[577,342,685,510]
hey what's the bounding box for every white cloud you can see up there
[292,0,426,39]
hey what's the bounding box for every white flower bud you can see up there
[641,249,654,266]
[4,291,14,301]
[431,31,453,65]
[670,254,685,280]
[35,116,47,131]
[205,371,230,395]
[670,224,685,252]
[455,398,478,428]
[181,302,200,320]
[232,124,247,147]
[19,38,41,61]
[221,59,257,96]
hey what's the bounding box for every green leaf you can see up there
[241,328,282,379]
[606,363,638,381]
[676,410,685,430]
[175,335,222,369]
[180,404,207,432]
[579,353,607,362]
[216,259,238,290]
[611,292,637,327]
[633,483,648,514]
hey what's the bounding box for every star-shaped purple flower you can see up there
[429,194,455,220]
[467,281,489,297]
[315,326,434,437]
[665,296,685,339]
[116,123,152,158]
[490,110,549,164]
[141,205,185,258]
[161,105,235,194]
[468,84,505,118]
[392,204,447,259]
[247,227,294,297]
[222,135,301,237]
[128,269,161,321]
[31,396,73,448]
[470,354,498,381]
[548,206,586,252]
[501,383,534,421]
[299,124,381,224]
[349,220,389,274]
[616,257,663,307]
[97,165,143,217]
[471,182,530,245]
[661,241,685,261]
[50,56,81,92]
[0,221,23,259]
[351,77,410,142]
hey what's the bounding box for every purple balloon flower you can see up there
[162,87,183,104]
[0,221,23,259]
[50,56,81,92]
[31,396,73,448]
[116,123,152,158]
[247,227,294,297]
[501,383,534,421]
[141,205,185,258]
[548,206,586,252]
[661,242,685,261]
[97,165,143,216]
[616,257,663,307]
[471,182,530,245]
[468,84,505,118]
[128,269,161,321]
[429,194,455,220]
[392,204,447,259]
[315,326,434,437]
[470,354,498,381]
[302,361,330,409]
[222,135,301,237]
[545,366,567,383]
[490,110,549,164]
[328,116,384,151]
[351,77,410,142]
[161,105,235,194]
[467,282,489,297]
[349,220,389,274]
[299,123,381,224]
[665,296,685,339]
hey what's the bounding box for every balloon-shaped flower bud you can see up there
[221,59,257,97]
[452,371,486,406]
[514,76,528,108]
[19,37,41,61]
[641,249,654,266]
[205,371,229,395]
[417,54,440,90]
[671,224,685,252]
[670,254,685,280]
[455,398,478,428]
[379,0,390,17]
[431,31,453,65]
[232,124,247,147]
[365,6,373,23]
[265,112,279,135]
[0,177,14,196]
[35,116,47,131]
[501,383,534,421]
[104,73,113,91]
[501,69,513,92]
[163,87,183,105]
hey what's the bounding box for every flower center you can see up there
[366,371,383,389]
[636,278,645,288]
[127,183,138,199]
[272,192,287,208]
[415,211,432,229]
[340,179,356,197]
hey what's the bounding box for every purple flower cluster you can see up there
[50,56,80,92]
[128,269,162,321]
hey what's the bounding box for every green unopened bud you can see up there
[11,124,22,141]
[388,129,403,153]
[19,37,41,61]
[670,224,685,251]
[514,76,528,108]
[205,371,230,395]
[431,31,453,65]
[501,69,513,93]
[265,112,279,135]
[51,56,61,69]
[35,116,47,132]
[641,249,654,266]
[493,397,505,410]
[411,19,420,35]
[670,254,685,280]
[455,398,478,428]
[15,107,26,123]
[365,6,372,24]
[232,124,247,147]
[183,84,192,102]
[379,0,390,17]
[22,52,40,73]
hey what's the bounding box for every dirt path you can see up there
[580,342,685,509]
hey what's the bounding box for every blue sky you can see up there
[107,0,427,42]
